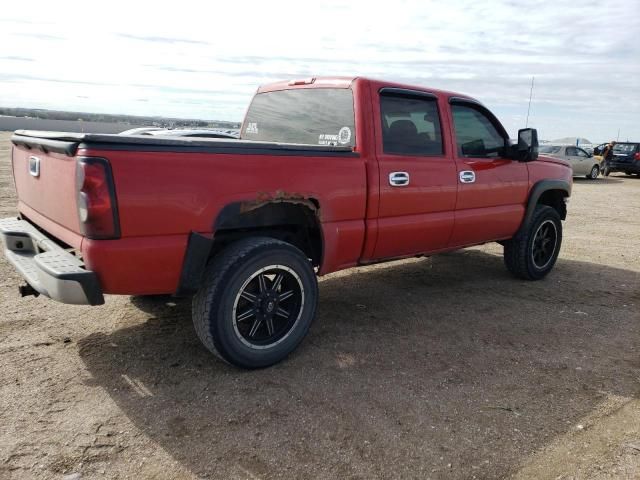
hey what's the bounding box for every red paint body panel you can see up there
[81,235,187,294]
[9,76,573,297]
[529,156,574,185]
[450,205,525,246]
[449,158,529,246]
[77,148,367,237]
[319,220,365,274]
[12,148,81,234]
[18,201,83,250]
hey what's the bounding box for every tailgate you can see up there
[11,142,81,235]
[613,154,633,163]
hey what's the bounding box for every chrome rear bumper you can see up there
[0,217,104,305]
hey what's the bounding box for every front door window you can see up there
[451,104,506,158]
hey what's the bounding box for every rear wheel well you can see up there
[212,201,322,268]
[537,189,567,220]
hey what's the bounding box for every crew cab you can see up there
[2,77,572,368]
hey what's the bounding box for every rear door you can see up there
[371,88,457,259]
[448,100,529,246]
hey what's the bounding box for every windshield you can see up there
[539,146,562,154]
[241,88,355,147]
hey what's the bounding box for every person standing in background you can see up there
[601,141,616,176]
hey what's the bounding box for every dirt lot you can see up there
[0,130,639,480]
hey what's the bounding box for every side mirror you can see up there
[516,128,539,162]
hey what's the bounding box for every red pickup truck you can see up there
[2,76,572,368]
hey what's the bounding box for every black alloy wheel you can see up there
[192,237,318,369]
[232,265,304,349]
[531,219,558,270]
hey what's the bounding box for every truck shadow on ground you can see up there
[78,250,640,479]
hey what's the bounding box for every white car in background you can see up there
[119,127,239,139]
[539,145,602,179]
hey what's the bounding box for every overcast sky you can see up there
[0,0,638,142]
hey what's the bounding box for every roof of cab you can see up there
[257,76,476,103]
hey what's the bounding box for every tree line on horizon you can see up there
[0,107,240,129]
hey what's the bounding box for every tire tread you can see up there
[504,205,561,280]
[192,237,315,367]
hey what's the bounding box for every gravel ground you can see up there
[0,131,639,479]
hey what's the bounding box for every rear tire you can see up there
[504,205,562,280]
[192,237,318,369]
[587,165,600,179]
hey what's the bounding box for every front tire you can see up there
[504,205,562,280]
[587,164,600,179]
[192,237,318,369]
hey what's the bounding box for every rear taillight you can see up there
[634,152,640,161]
[76,157,120,239]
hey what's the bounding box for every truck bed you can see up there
[9,128,368,295]
[11,130,356,157]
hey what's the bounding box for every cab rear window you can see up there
[241,88,355,147]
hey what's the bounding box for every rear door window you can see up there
[379,93,444,156]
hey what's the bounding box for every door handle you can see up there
[459,170,476,183]
[389,171,410,187]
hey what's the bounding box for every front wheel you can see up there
[504,205,562,280]
[587,164,600,179]
[192,237,318,369]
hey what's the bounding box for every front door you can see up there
[448,101,529,247]
[568,146,591,175]
[372,89,458,259]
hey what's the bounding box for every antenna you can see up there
[525,76,535,128]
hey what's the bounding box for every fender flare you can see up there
[175,198,322,296]
[516,179,571,237]
[175,231,214,296]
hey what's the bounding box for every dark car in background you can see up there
[607,142,640,176]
